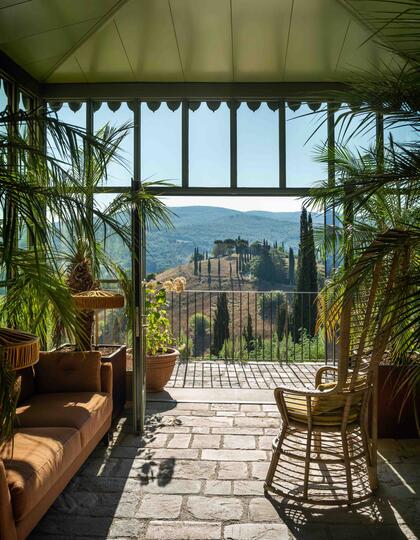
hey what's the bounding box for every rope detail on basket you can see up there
[72,289,125,310]
[0,328,40,370]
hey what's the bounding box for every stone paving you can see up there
[30,402,420,540]
[168,361,321,389]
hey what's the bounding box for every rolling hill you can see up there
[103,205,323,274]
[146,206,322,274]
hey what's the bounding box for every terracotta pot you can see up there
[378,364,420,438]
[146,347,179,392]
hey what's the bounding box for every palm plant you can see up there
[0,106,172,441]
[304,2,420,425]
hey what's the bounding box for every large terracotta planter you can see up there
[146,347,179,392]
[378,364,420,438]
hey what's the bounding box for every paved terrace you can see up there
[168,361,321,389]
[30,400,420,540]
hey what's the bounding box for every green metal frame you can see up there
[0,55,385,434]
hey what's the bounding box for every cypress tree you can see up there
[217,257,221,278]
[242,313,255,352]
[193,247,198,275]
[288,247,295,285]
[276,303,286,341]
[207,258,211,285]
[293,208,307,341]
[229,261,232,278]
[307,214,318,335]
[292,208,318,341]
[211,292,230,355]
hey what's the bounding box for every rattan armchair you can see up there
[265,252,400,504]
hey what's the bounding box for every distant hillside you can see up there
[146,206,322,274]
[101,205,322,274]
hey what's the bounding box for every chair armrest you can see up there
[100,362,113,395]
[0,458,17,540]
[315,366,339,387]
[275,385,328,398]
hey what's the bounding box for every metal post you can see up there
[230,100,237,189]
[279,100,286,188]
[132,100,146,434]
[182,101,189,188]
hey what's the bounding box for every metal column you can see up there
[131,101,146,434]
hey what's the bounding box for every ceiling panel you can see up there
[337,18,395,75]
[0,0,119,44]
[18,54,79,82]
[232,0,293,82]
[170,0,232,81]
[51,22,134,83]
[343,0,418,64]
[114,0,183,82]
[2,20,96,79]
[284,0,351,82]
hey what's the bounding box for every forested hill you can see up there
[146,206,323,274]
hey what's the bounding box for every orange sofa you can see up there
[0,351,113,540]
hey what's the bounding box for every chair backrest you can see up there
[335,246,402,394]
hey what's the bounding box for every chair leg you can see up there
[303,428,312,500]
[264,424,287,492]
[314,432,322,456]
[341,431,353,502]
[360,420,377,492]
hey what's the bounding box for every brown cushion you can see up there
[35,351,101,393]
[14,367,35,405]
[16,392,112,446]
[0,427,81,522]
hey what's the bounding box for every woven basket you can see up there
[0,328,40,370]
[72,290,125,310]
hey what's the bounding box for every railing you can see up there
[95,286,334,369]
[167,289,329,364]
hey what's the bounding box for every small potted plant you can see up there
[146,277,186,392]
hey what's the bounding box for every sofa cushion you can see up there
[16,392,112,446]
[35,351,101,394]
[0,427,81,522]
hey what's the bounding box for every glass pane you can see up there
[286,103,327,187]
[384,121,418,150]
[94,193,131,276]
[334,106,376,154]
[0,79,7,112]
[141,102,182,186]
[237,102,279,187]
[47,102,86,167]
[94,102,133,186]
[189,102,230,187]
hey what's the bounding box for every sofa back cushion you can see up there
[35,351,101,393]
[15,367,35,404]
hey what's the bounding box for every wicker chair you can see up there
[265,252,400,504]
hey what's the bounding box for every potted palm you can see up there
[146,277,186,392]
[0,105,172,436]
[306,69,420,437]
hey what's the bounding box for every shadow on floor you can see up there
[30,407,177,539]
[264,453,419,540]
